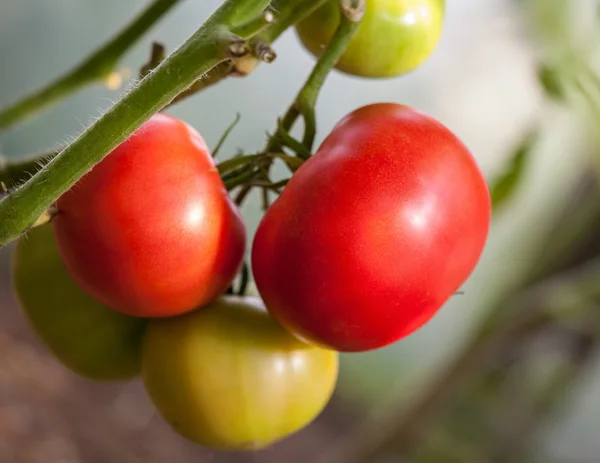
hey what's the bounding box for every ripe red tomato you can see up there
[295,0,445,78]
[53,113,246,318]
[252,103,491,352]
[141,296,338,450]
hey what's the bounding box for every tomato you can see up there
[53,113,246,318]
[295,0,445,78]
[11,224,146,381]
[252,103,491,352]
[141,295,338,450]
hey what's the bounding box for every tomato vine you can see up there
[0,0,343,247]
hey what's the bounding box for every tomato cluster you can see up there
[10,3,491,452]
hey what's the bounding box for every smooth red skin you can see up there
[252,103,491,352]
[54,113,246,318]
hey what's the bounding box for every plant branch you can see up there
[297,0,366,150]
[0,151,58,188]
[275,0,365,154]
[0,0,276,247]
[260,0,328,43]
[0,0,331,189]
[230,10,275,39]
[166,0,333,106]
[0,0,181,132]
[232,0,365,205]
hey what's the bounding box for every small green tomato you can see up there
[12,225,146,381]
[296,0,445,78]
[141,295,339,450]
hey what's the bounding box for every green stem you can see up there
[233,0,365,205]
[212,113,242,158]
[0,0,273,247]
[166,0,331,106]
[230,10,275,39]
[224,167,262,191]
[217,154,262,174]
[0,151,57,188]
[168,60,239,106]
[0,0,330,187]
[275,118,313,158]
[296,0,365,150]
[261,0,329,42]
[277,0,364,153]
[0,0,181,132]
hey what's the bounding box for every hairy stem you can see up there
[0,0,181,132]
[0,153,54,188]
[0,0,330,188]
[0,0,274,247]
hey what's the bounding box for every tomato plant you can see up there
[53,113,246,318]
[12,224,146,381]
[0,0,509,456]
[252,103,491,352]
[141,295,339,450]
[295,0,445,78]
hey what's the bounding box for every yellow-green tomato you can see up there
[141,295,339,450]
[12,224,146,381]
[296,0,445,78]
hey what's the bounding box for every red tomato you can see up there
[252,103,491,352]
[53,113,246,318]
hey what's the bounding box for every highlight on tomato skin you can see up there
[141,295,339,451]
[251,102,491,353]
[11,224,146,381]
[295,0,445,78]
[52,113,246,319]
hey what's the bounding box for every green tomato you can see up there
[141,295,339,450]
[296,0,445,78]
[12,224,146,381]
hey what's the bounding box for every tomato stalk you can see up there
[0,1,334,235]
[0,151,57,189]
[166,0,337,106]
[0,0,330,247]
[231,0,367,206]
[295,0,367,151]
[271,0,367,154]
[230,10,276,39]
[0,0,182,133]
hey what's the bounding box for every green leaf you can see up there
[490,131,537,209]
[537,64,564,101]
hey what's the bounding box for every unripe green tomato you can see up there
[295,0,445,78]
[141,296,339,450]
[12,225,146,381]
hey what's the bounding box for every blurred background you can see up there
[2,0,600,461]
